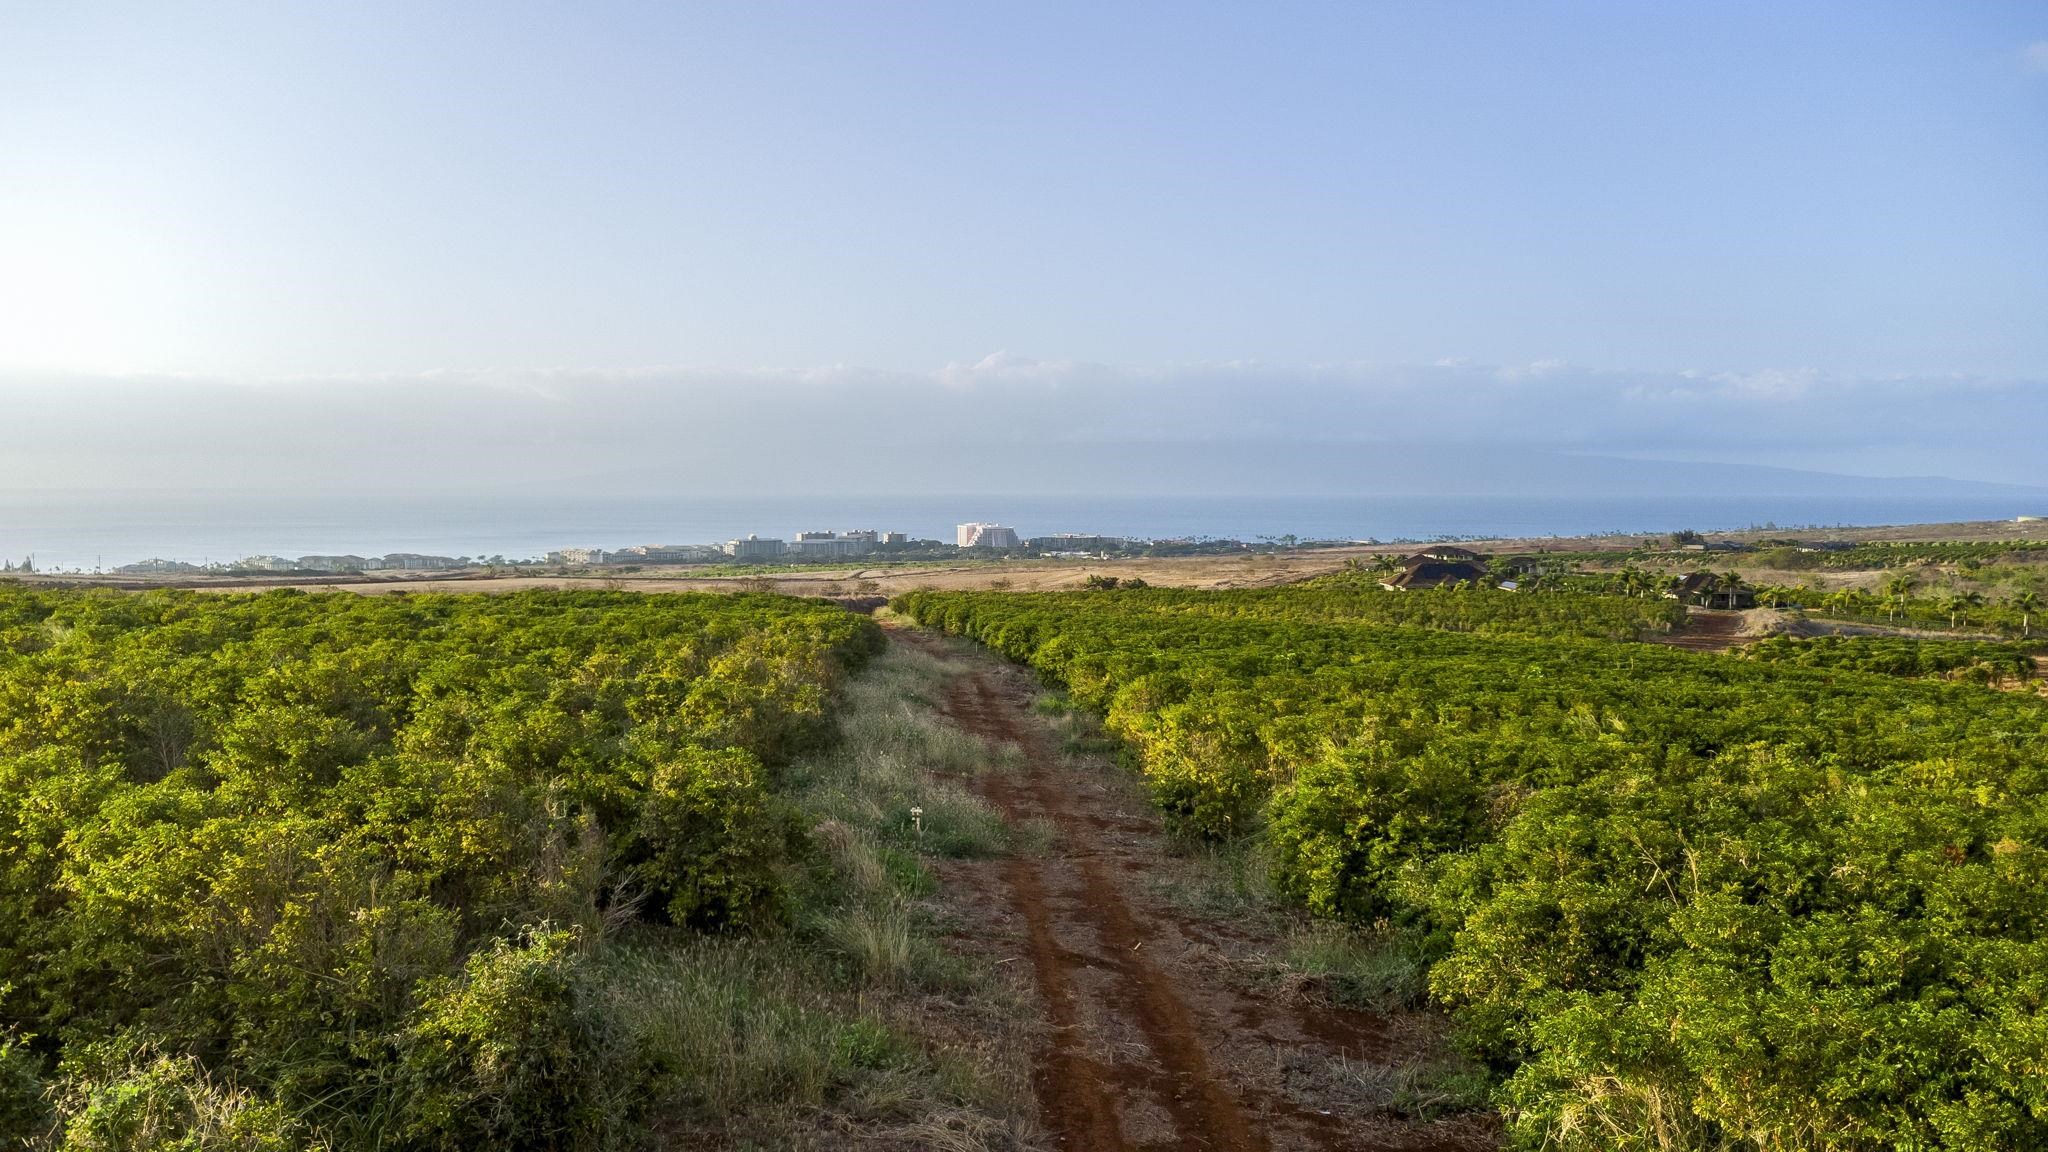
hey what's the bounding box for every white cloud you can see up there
[2025,41,2048,72]
[1494,358,1570,382]
[1709,367,1823,400]
[934,350,1074,390]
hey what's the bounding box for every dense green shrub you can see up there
[1741,633,2042,683]
[1,1028,49,1143]
[41,1044,304,1152]
[1044,576,1685,641]
[619,747,795,931]
[396,927,628,1151]
[0,587,879,1150]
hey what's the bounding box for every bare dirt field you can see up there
[901,626,1495,1152]
[1647,609,1748,652]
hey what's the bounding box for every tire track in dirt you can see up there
[900,627,1498,1152]
[982,763,1131,1150]
[951,670,1263,1152]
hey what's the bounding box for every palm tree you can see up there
[2015,590,2040,638]
[1882,573,1914,622]
[1718,570,1744,610]
[1945,591,1984,630]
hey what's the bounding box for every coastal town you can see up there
[88,521,1139,576]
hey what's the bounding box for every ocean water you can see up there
[0,490,2040,572]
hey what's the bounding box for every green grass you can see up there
[1031,692,1122,757]
[1148,841,1287,927]
[596,941,871,1118]
[789,642,1012,861]
[1143,841,1429,1013]
[598,635,1040,1148]
[1281,924,1429,1013]
[1310,1052,1491,1121]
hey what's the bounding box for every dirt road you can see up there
[898,628,1495,1152]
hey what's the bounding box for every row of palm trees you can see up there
[1613,563,2041,636]
[1761,582,2040,636]
[1608,565,1747,605]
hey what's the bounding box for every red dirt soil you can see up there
[898,628,1497,1152]
[1648,609,1745,653]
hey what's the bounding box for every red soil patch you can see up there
[1648,609,1745,653]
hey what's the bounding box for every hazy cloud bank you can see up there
[3,358,2043,495]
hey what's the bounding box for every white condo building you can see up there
[956,522,1020,548]
[723,535,788,559]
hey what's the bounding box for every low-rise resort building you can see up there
[1379,551,1492,591]
[1670,572,1756,609]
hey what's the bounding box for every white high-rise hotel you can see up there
[956,522,1020,548]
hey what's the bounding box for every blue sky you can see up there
[1,2,2045,487]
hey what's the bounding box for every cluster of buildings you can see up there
[546,544,725,565]
[114,553,471,575]
[1026,532,1119,553]
[960,525,1126,552]
[722,530,910,560]
[539,521,1128,567]
[715,523,1121,558]
[70,521,1231,579]
[303,553,463,571]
